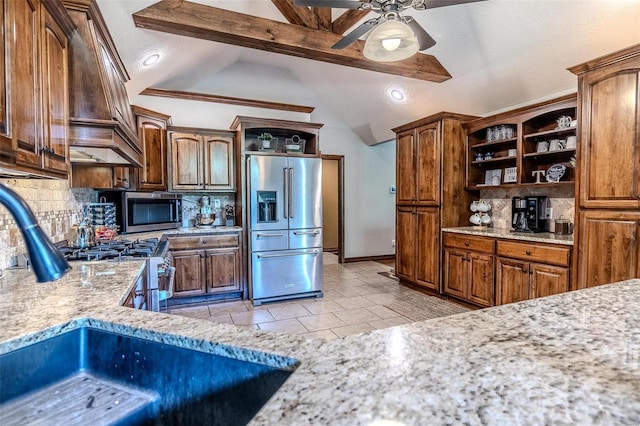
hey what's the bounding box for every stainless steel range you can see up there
[61,238,174,312]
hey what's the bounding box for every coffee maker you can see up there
[511,196,550,232]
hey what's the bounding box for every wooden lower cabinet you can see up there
[395,206,439,291]
[577,210,640,289]
[169,233,243,299]
[496,258,569,305]
[443,247,494,307]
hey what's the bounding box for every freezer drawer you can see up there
[251,249,323,300]
[289,228,322,249]
[251,230,289,252]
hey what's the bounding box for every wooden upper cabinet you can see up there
[577,210,640,289]
[133,106,170,191]
[203,135,234,191]
[571,45,640,209]
[12,0,41,171]
[0,0,9,154]
[395,123,439,205]
[169,128,235,192]
[40,4,69,175]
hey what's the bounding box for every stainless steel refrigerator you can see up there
[247,155,323,305]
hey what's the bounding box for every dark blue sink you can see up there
[0,327,296,425]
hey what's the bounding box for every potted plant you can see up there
[258,132,274,150]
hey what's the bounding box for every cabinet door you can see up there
[578,210,640,289]
[580,62,640,208]
[530,263,569,298]
[395,206,415,281]
[205,247,241,293]
[40,5,68,176]
[12,0,42,170]
[415,207,439,291]
[468,252,494,307]
[496,257,529,305]
[171,249,206,297]
[137,116,167,191]
[415,123,440,205]
[396,130,415,203]
[0,0,9,144]
[170,133,203,190]
[203,135,234,191]
[443,247,467,299]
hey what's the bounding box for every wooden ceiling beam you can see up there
[132,1,451,83]
[332,9,370,35]
[140,87,315,113]
[314,8,332,31]
[271,0,318,29]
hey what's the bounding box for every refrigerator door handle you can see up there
[256,232,285,238]
[293,230,320,235]
[257,249,320,259]
[288,167,294,219]
[283,167,289,219]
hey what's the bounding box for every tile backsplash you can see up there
[477,186,574,230]
[0,178,94,269]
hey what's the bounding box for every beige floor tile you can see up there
[366,305,401,319]
[208,314,234,325]
[334,307,381,325]
[300,299,344,314]
[331,323,376,337]
[230,310,276,325]
[298,312,347,331]
[333,295,376,310]
[206,301,249,316]
[363,292,409,306]
[320,289,345,299]
[267,303,312,320]
[303,329,340,340]
[369,316,412,329]
[170,305,211,319]
[258,318,308,334]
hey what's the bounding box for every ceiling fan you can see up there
[293,0,486,61]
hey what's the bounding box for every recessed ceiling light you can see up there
[390,89,405,101]
[142,53,161,67]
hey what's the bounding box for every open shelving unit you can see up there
[464,94,577,190]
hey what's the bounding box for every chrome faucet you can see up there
[0,183,71,282]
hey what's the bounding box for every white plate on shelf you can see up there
[546,164,566,182]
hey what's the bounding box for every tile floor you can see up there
[169,253,422,340]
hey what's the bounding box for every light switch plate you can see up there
[214,199,221,208]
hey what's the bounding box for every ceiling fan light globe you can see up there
[363,19,419,62]
[381,37,402,51]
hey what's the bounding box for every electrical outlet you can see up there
[547,207,553,219]
[392,239,395,247]
[214,199,221,208]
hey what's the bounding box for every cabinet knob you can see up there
[201,240,207,244]
[525,250,532,255]
[521,265,527,273]
[464,241,470,247]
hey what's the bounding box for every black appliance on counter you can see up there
[98,191,182,234]
[511,196,551,233]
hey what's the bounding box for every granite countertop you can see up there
[2,249,640,424]
[442,226,574,246]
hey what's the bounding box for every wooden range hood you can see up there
[63,0,142,167]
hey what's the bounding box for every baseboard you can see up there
[344,254,395,263]
[323,247,338,254]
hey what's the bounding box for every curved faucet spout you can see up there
[0,184,71,282]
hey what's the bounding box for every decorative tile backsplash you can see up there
[477,186,575,230]
[0,179,94,269]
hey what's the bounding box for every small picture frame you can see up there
[485,169,502,186]
[503,167,517,183]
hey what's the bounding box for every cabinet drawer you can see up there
[168,234,239,250]
[443,233,495,254]
[496,240,571,267]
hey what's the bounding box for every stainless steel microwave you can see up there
[98,191,182,234]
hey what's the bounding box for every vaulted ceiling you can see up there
[96,0,640,144]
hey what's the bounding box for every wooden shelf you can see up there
[471,156,517,165]
[524,126,577,139]
[522,148,576,159]
[466,181,574,191]
[469,137,517,150]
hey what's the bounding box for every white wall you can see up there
[130,62,397,259]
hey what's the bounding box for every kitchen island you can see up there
[1,257,639,424]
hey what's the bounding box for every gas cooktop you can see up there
[60,238,160,262]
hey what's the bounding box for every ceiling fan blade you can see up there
[332,18,380,49]
[293,0,370,10]
[417,0,487,10]
[405,17,436,51]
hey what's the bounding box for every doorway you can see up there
[321,155,344,263]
